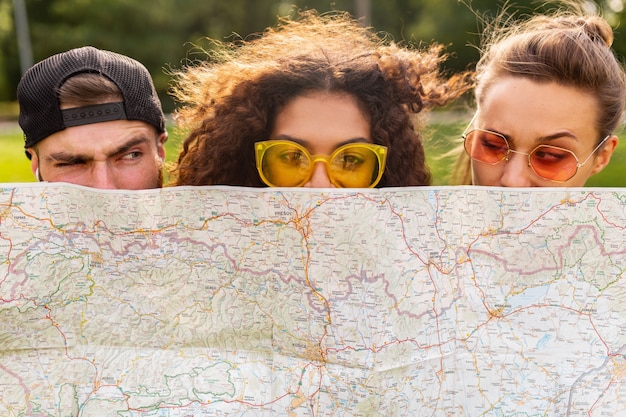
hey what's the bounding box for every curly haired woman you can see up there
[170,10,472,188]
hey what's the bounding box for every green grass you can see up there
[0,126,33,182]
[1,120,624,186]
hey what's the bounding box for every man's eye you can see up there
[122,151,142,160]
[55,161,82,168]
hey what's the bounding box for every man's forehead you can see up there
[35,120,158,158]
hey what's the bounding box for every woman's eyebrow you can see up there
[479,127,578,145]
[271,134,370,148]
[538,131,579,143]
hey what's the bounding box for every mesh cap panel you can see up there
[17,46,166,149]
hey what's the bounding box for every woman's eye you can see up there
[533,148,570,162]
[280,151,306,164]
[481,138,507,151]
[339,154,364,169]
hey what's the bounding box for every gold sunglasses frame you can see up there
[462,119,610,182]
[255,140,388,188]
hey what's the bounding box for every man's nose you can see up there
[87,163,117,189]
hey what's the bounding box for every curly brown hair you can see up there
[170,10,472,187]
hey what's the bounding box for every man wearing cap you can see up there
[17,46,168,189]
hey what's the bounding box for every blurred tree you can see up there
[0,0,17,100]
[5,0,289,110]
[23,0,266,111]
[597,0,626,63]
[0,0,624,113]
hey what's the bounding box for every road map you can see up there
[0,183,624,416]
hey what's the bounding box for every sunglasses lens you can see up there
[260,142,311,187]
[529,146,578,182]
[328,145,382,188]
[464,130,509,164]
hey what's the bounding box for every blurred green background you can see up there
[1,0,625,186]
[3,0,626,111]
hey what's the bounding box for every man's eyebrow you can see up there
[106,135,152,158]
[45,135,153,164]
[45,151,89,164]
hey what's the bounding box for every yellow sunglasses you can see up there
[255,140,388,188]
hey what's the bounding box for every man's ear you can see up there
[157,131,168,161]
[27,148,41,181]
[590,135,618,176]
